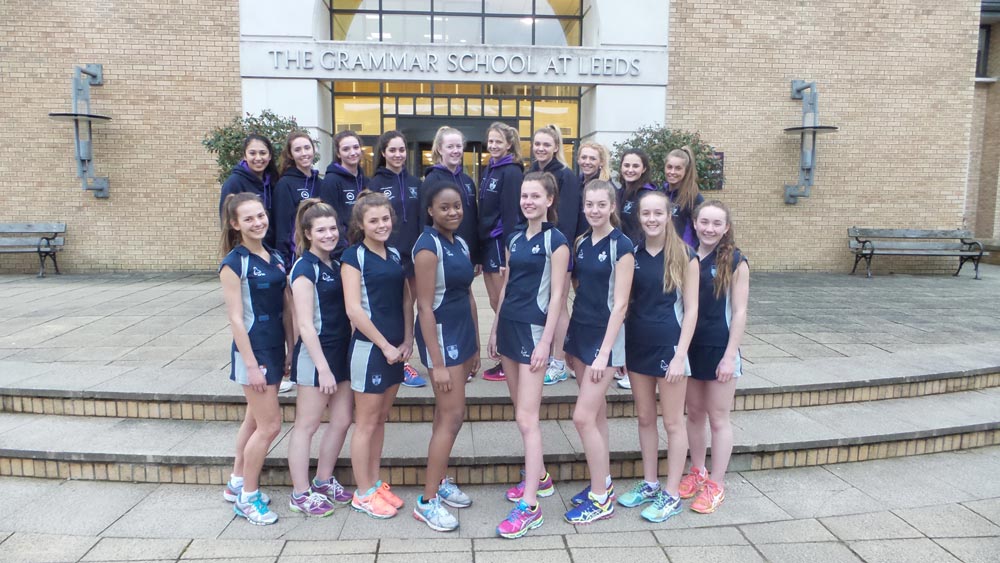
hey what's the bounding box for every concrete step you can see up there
[2,387,998,487]
[2,344,998,422]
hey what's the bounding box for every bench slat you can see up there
[849,241,971,251]
[848,227,973,239]
[0,237,65,247]
[0,223,66,234]
[864,249,986,257]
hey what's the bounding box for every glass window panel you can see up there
[334,95,381,137]
[382,97,397,114]
[332,0,364,9]
[518,118,532,138]
[519,140,531,161]
[500,99,516,116]
[385,82,429,94]
[534,99,576,138]
[483,98,499,117]
[436,0,482,13]
[382,14,431,42]
[382,0,430,10]
[534,17,578,46]
[415,97,433,115]
[384,117,397,131]
[539,0,581,16]
[517,99,533,118]
[433,98,449,115]
[485,0,532,14]
[451,98,466,115]
[434,82,483,95]
[333,12,378,41]
[485,17,532,45]
[396,97,415,115]
[561,144,575,164]
[437,15,480,43]
[467,99,483,117]
[333,81,380,93]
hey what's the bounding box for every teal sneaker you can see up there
[543,360,568,385]
[234,491,278,525]
[641,490,683,523]
[617,481,660,507]
[564,492,615,524]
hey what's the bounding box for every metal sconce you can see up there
[783,80,837,204]
[48,64,111,198]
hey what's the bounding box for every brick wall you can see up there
[981,23,1000,239]
[666,0,981,272]
[0,1,241,273]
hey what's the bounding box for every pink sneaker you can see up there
[482,362,505,382]
[497,500,543,538]
[678,467,709,499]
[505,471,555,502]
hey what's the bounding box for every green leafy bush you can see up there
[202,110,303,184]
[611,125,724,190]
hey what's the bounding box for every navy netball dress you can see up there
[625,244,697,377]
[341,243,406,393]
[564,229,633,367]
[412,226,477,368]
[219,245,288,385]
[496,223,568,364]
[289,250,352,385]
[689,248,748,381]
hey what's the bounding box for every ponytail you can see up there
[347,190,395,245]
[219,193,262,257]
[666,145,700,212]
[294,198,338,257]
[533,124,566,165]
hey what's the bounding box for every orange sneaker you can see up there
[678,467,708,499]
[351,490,397,519]
[377,481,404,509]
[690,479,725,514]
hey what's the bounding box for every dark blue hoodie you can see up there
[369,166,422,268]
[478,155,524,243]
[271,167,320,265]
[530,159,582,241]
[617,182,660,244]
[219,162,276,248]
[665,184,705,249]
[318,163,367,247]
[421,164,480,265]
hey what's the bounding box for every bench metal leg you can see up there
[955,256,982,279]
[955,257,966,277]
[37,250,57,278]
[850,254,863,275]
[864,254,873,278]
[51,252,61,275]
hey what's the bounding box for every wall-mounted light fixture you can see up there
[784,80,837,204]
[48,64,111,199]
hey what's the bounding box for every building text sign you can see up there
[241,40,668,86]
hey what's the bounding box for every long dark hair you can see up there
[243,134,279,186]
[374,130,406,171]
[620,148,652,203]
[278,131,315,177]
[220,193,264,256]
[522,171,559,224]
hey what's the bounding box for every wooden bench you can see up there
[848,227,988,280]
[0,223,66,277]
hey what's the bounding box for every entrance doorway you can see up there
[398,117,516,180]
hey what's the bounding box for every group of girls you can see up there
[217,123,748,539]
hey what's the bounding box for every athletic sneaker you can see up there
[482,362,506,382]
[497,500,543,539]
[570,482,616,507]
[505,471,555,502]
[564,492,615,524]
[279,379,295,393]
[691,480,725,514]
[413,495,459,532]
[616,374,631,389]
[234,491,278,525]
[402,363,428,387]
[351,489,397,519]
[288,490,336,517]
[641,490,683,523]
[377,480,405,508]
[613,367,626,380]
[617,481,660,507]
[312,476,352,504]
[678,466,709,499]
[543,360,568,385]
[223,482,271,505]
[438,476,472,508]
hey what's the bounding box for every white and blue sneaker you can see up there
[413,495,459,532]
[571,483,615,507]
[234,491,278,525]
[543,359,568,385]
[564,492,615,524]
[617,481,660,507]
[223,482,270,505]
[641,490,683,523]
[437,476,472,508]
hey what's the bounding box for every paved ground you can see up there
[1,447,999,562]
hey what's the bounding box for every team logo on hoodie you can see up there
[488,178,499,192]
[409,186,419,199]
[623,201,634,214]
[382,188,394,200]
[298,189,310,200]
[345,191,356,202]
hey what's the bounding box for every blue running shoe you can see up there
[438,476,472,508]
[570,482,615,507]
[617,481,660,507]
[564,492,614,524]
[402,363,428,387]
[641,490,683,523]
[234,491,278,525]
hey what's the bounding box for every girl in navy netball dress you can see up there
[368,130,422,280]
[487,171,570,538]
[273,131,320,265]
[618,189,699,524]
[678,200,749,515]
[562,180,634,525]
[219,134,279,249]
[218,193,293,526]
[412,182,481,532]
[479,122,524,382]
[285,199,353,518]
[319,130,367,246]
[341,192,413,520]
[664,146,705,248]
[529,125,581,386]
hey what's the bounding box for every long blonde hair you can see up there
[533,124,566,165]
[638,190,690,293]
[431,126,464,166]
[666,146,700,212]
[578,142,611,182]
[487,122,522,162]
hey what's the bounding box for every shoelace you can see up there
[506,505,529,524]
[652,491,675,510]
[440,477,457,495]
[305,492,328,509]
[250,496,269,515]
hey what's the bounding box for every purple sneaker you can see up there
[505,471,555,502]
[288,491,336,517]
[312,476,352,504]
[497,500,543,538]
